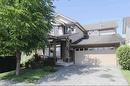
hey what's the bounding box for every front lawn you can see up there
[0,67,56,83]
[121,69,130,85]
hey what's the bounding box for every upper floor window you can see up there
[50,26,63,36]
[64,27,76,34]
[50,26,76,36]
[100,29,116,35]
[88,29,116,36]
[88,30,99,36]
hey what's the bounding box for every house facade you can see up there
[43,14,87,62]
[42,14,123,66]
[71,21,123,66]
[123,17,130,45]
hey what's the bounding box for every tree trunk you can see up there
[16,50,21,76]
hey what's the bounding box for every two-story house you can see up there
[71,21,123,66]
[43,14,123,67]
[123,17,130,45]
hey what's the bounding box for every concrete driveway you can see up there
[37,65,128,85]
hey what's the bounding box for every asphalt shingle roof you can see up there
[73,34,123,46]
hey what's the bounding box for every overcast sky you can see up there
[54,0,130,36]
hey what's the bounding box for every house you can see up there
[123,17,130,45]
[43,14,88,62]
[42,14,123,66]
[72,21,123,66]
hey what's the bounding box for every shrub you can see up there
[116,45,130,70]
[24,54,44,68]
[44,57,56,66]
[24,54,56,68]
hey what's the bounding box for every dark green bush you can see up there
[44,57,56,66]
[24,54,56,68]
[25,54,44,68]
[116,45,130,70]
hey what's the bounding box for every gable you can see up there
[53,14,86,33]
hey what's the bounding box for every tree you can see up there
[0,0,54,75]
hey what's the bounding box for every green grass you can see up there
[121,69,130,85]
[0,67,56,83]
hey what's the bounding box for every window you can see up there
[76,47,115,51]
[100,29,116,35]
[88,48,94,51]
[88,30,99,36]
[75,48,79,51]
[80,48,83,51]
[110,47,115,50]
[64,27,73,34]
[84,48,88,51]
[71,28,74,31]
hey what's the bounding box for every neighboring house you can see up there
[123,17,130,45]
[42,14,123,67]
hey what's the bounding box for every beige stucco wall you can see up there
[75,50,117,67]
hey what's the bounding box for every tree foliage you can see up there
[0,0,54,75]
[116,45,130,70]
[0,0,54,55]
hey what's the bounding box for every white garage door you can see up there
[75,48,117,67]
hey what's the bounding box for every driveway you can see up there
[37,65,128,85]
[0,65,128,86]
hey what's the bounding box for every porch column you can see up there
[53,39,56,62]
[61,41,66,60]
[42,48,45,55]
[48,43,51,57]
[65,38,70,62]
[42,48,45,59]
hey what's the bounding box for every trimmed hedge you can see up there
[0,56,16,73]
[116,45,130,70]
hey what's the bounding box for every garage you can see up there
[74,47,117,67]
[71,34,123,67]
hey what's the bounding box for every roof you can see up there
[72,34,123,47]
[83,21,118,31]
[54,14,76,26]
[123,17,130,34]
[53,14,86,32]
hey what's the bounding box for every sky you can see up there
[53,0,130,36]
